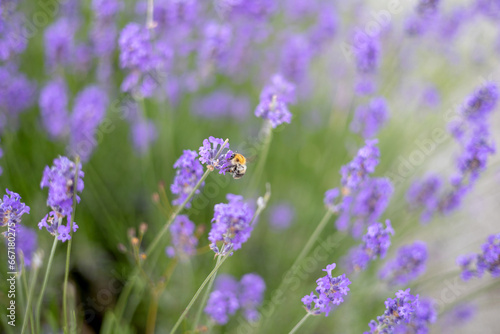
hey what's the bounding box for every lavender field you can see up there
[1,0,500,333]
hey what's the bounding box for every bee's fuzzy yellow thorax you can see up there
[234,153,246,164]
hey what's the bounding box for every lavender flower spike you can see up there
[171,150,204,208]
[1,189,30,228]
[255,74,296,128]
[39,156,84,242]
[379,241,428,285]
[301,263,351,316]
[204,274,240,324]
[198,136,231,172]
[208,194,254,256]
[165,215,198,261]
[457,233,500,280]
[365,289,437,334]
[239,273,266,322]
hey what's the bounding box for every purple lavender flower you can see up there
[69,86,108,162]
[205,274,240,324]
[308,6,338,53]
[198,136,231,171]
[198,22,232,71]
[340,139,380,191]
[0,189,30,228]
[324,188,340,212]
[301,263,351,316]
[14,225,38,267]
[349,178,393,237]
[165,215,198,260]
[171,150,204,208]
[422,85,441,107]
[379,242,428,286]
[343,220,394,273]
[407,174,443,222]
[255,74,296,128]
[131,119,157,155]
[0,66,36,122]
[208,194,254,255]
[440,303,476,331]
[239,273,266,322]
[44,18,76,71]
[365,289,436,334]
[192,91,250,121]
[268,202,295,230]
[460,82,498,122]
[39,78,69,139]
[457,233,500,280]
[353,34,380,75]
[39,156,84,242]
[0,8,28,61]
[351,97,389,139]
[280,35,311,84]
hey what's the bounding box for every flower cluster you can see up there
[365,289,437,334]
[205,273,266,324]
[39,78,69,139]
[301,263,351,316]
[405,0,442,36]
[407,83,498,222]
[170,150,204,208]
[208,194,254,255]
[39,156,84,242]
[165,215,198,261]
[379,241,428,286]
[340,139,380,191]
[1,189,30,228]
[350,97,389,139]
[254,74,296,128]
[198,136,232,172]
[457,233,500,281]
[69,86,109,162]
[343,220,394,273]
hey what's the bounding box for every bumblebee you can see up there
[226,153,247,179]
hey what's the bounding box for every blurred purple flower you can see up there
[39,78,69,139]
[280,35,311,84]
[302,263,351,316]
[208,194,254,255]
[131,119,157,155]
[44,18,76,71]
[268,202,295,230]
[343,220,394,273]
[14,225,37,267]
[171,150,204,208]
[239,273,266,322]
[192,91,250,121]
[351,97,389,139]
[379,241,428,286]
[457,233,500,280]
[0,66,36,125]
[460,82,498,122]
[165,215,198,260]
[353,34,380,74]
[205,274,240,324]
[255,74,296,128]
[407,174,443,222]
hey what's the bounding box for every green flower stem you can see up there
[35,235,59,333]
[191,256,222,331]
[291,209,334,271]
[169,255,229,334]
[21,262,40,334]
[250,121,273,193]
[288,313,312,334]
[63,156,81,333]
[114,139,229,325]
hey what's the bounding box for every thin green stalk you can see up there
[63,156,81,333]
[169,255,229,334]
[191,256,222,331]
[288,313,312,334]
[291,210,334,271]
[114,139,229,326]
[21,263,40,334]
[20,265,35,334]
[35,236,58,333]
